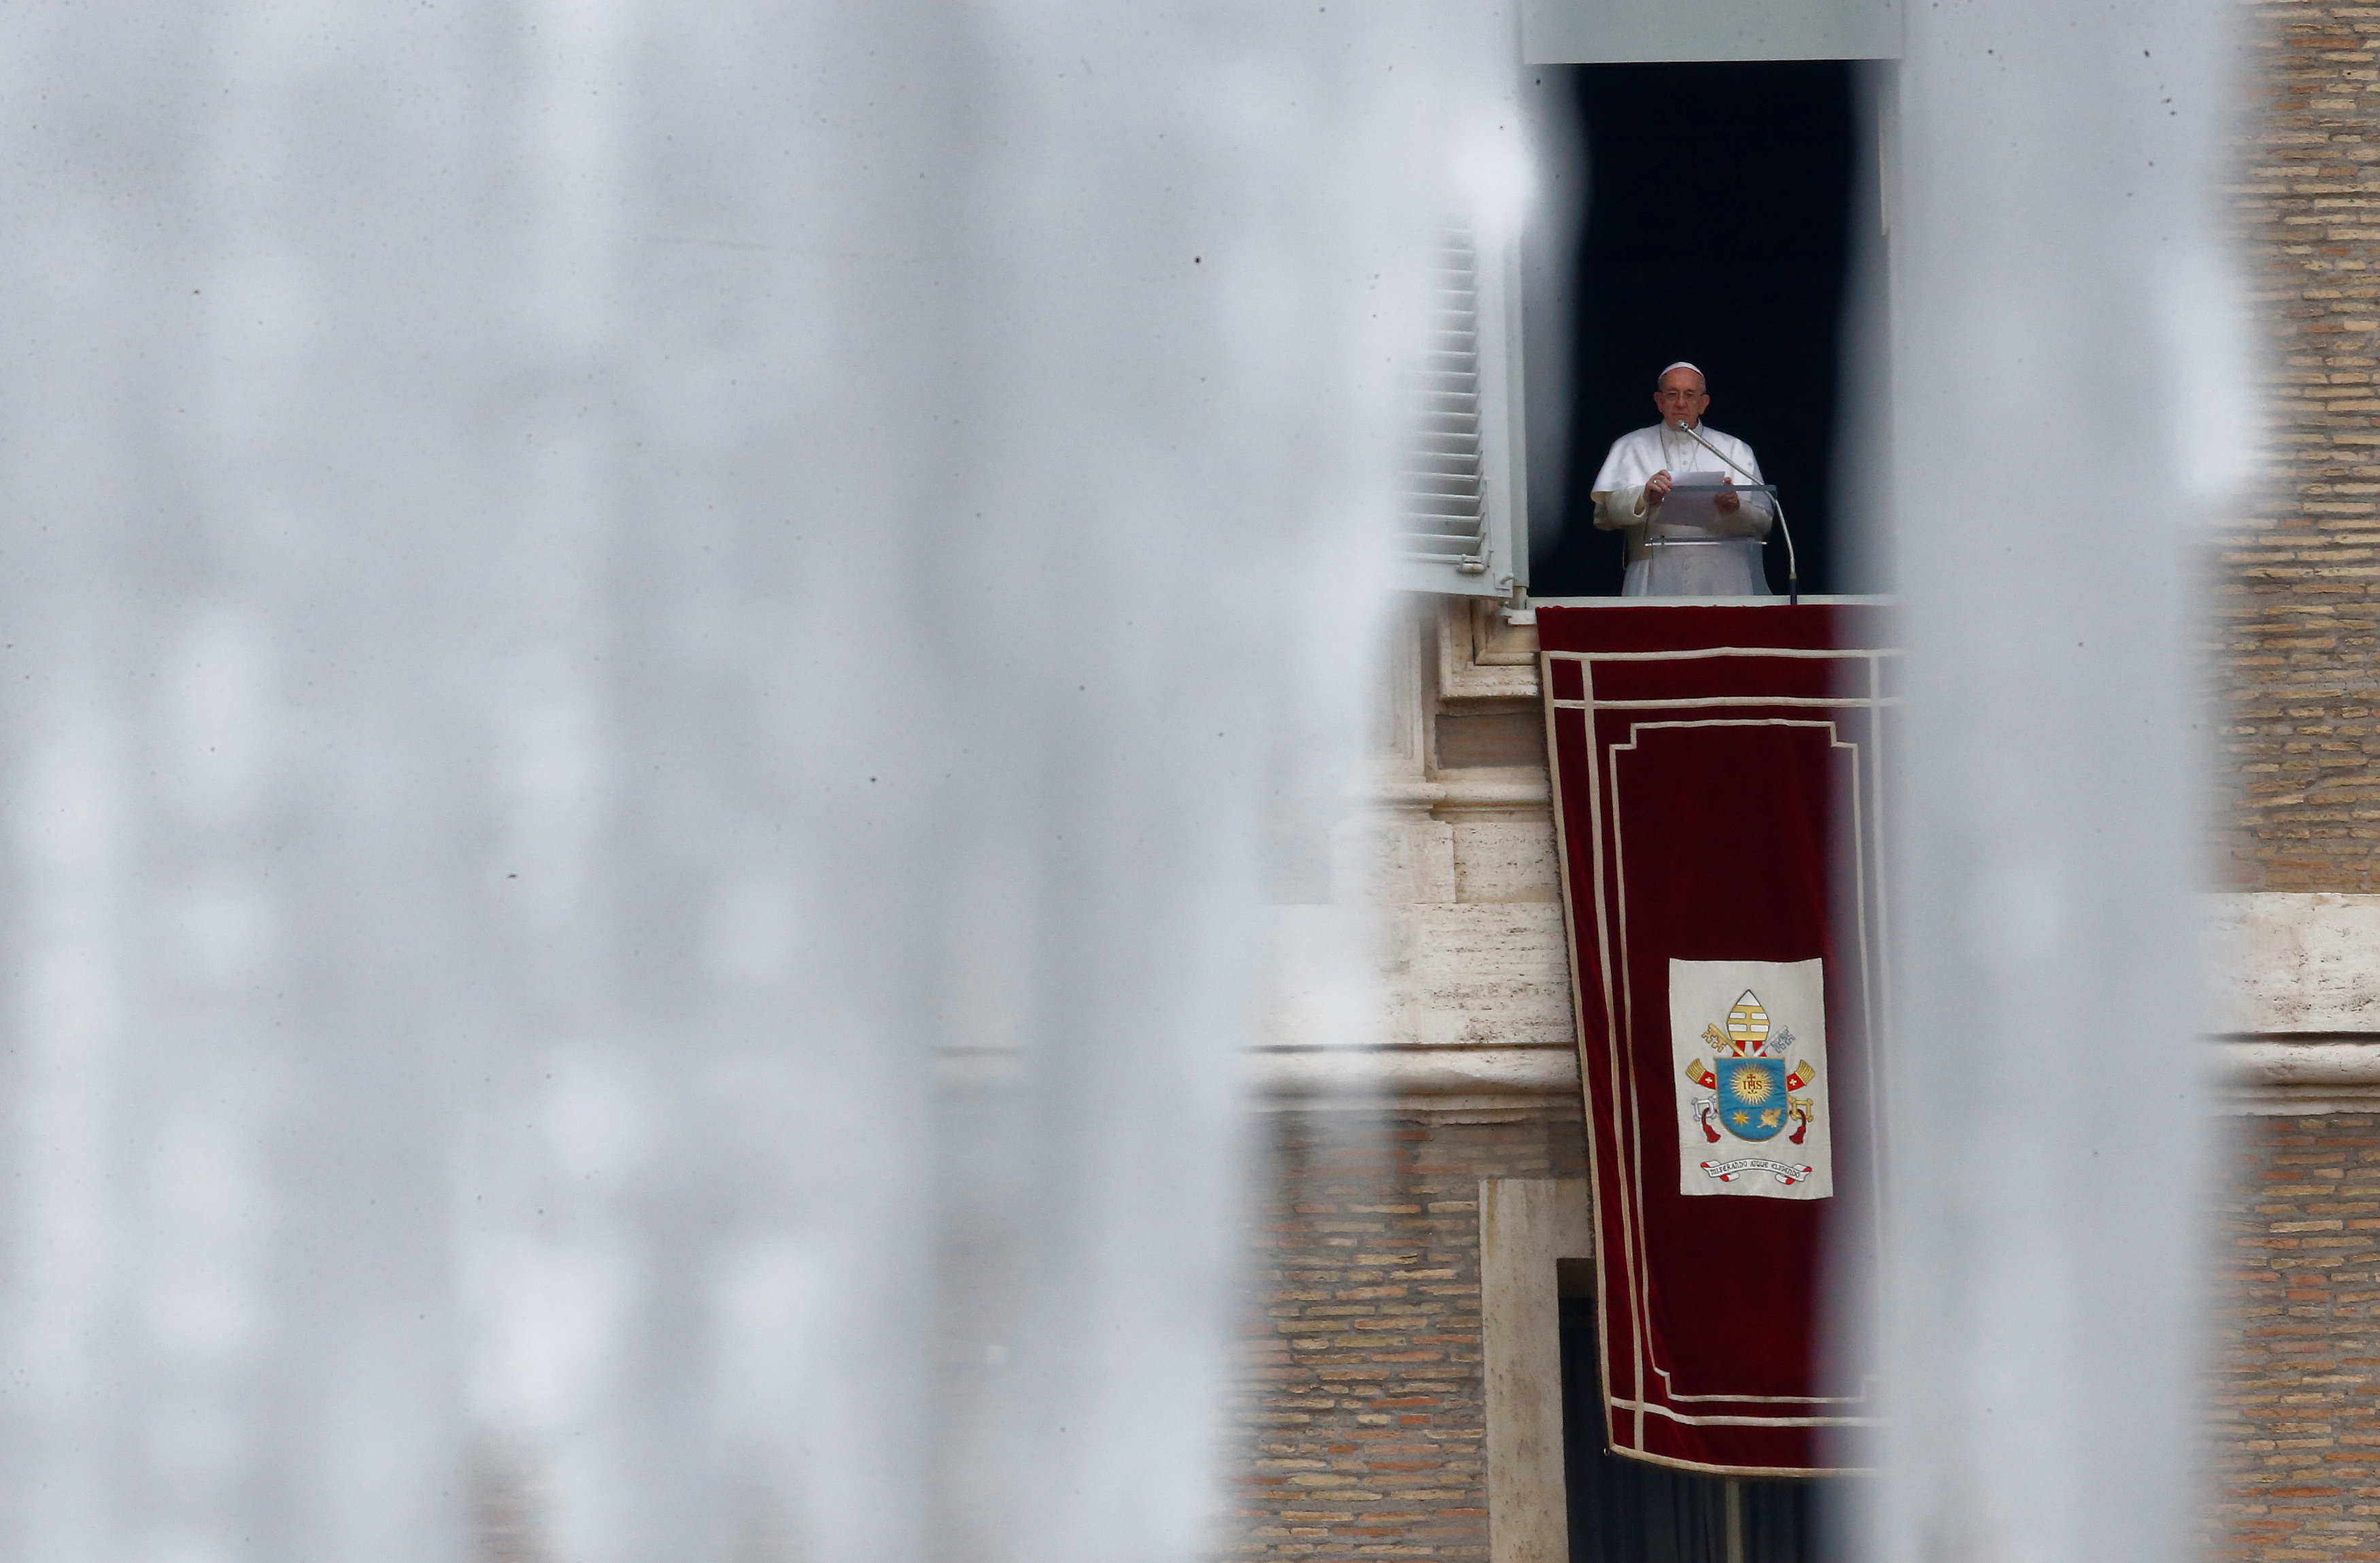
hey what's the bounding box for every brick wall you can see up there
[2220,0,2380,891]
[2208,12,2380,1541]
[2212,1113,2380,1561]
[1229,1113,1587,1563]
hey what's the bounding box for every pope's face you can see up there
[1654,371,1709,429]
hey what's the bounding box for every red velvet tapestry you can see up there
[1538,604,1891,1477]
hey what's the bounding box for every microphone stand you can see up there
[1668,420,1798,606]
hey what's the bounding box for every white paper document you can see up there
[1656,473,1766,528]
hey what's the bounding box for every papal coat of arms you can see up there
[1669,959,1833,1200]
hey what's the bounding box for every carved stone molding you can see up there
[1435,596,1540,703]
[2219,1039,2380,1115]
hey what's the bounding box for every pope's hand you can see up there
[1644,471,1672,509]
[1713,480,1741,517]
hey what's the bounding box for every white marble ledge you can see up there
[1251,1044,1578,1098]
[1242,1042,2380,1117]
[2221,1041,2380,1115]
[2228,1040,2380,1083]
[1242,1046,2380,1118]
[2212,892,2380,1036]
[1359,773,1551,811]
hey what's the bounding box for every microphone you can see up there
[1669,420,1799,607]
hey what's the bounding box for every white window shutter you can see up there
[1391,212,1527,600]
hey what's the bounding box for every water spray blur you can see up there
[1868,0,2247,1557]
[0,5,1504,1560]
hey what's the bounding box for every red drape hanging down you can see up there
[1539,603,1892,1477]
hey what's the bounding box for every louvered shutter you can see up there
[1393,214,1527,599]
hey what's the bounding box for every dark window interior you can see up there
[1530,62,1859,599]
[1559,1295,1829,1561]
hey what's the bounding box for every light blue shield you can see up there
[1716,1057,1789,1143]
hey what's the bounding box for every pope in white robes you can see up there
[1591,362,1775,596]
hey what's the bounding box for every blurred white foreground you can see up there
[0,5,1504,1560]
[1871,0,2245,1559]
[0,0,2254,1560]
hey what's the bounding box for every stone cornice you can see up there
[1245,1039,2380,1118]
[1250,1044,1577,1097]
[2217,1039,2380,1114]
[1357,773,1549,811]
